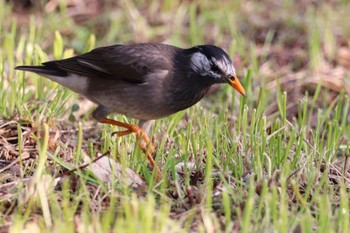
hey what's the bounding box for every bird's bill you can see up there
[228,75,246,96]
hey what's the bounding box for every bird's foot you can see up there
[99,118,161,180]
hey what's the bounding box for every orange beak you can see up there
[228,75,246,96]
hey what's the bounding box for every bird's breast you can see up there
[166,84,211,113]
[84,72,176,120]
[82,70,211,121]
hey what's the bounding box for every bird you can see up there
[15,43,246,180]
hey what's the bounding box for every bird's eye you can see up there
[211,64,221,73]
[228,75,235,82]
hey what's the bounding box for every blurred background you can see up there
[1,1,350,231]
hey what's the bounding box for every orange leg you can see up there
[99,118,161,180]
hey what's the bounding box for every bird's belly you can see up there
[84,77,209,121]
[86,84,174,120]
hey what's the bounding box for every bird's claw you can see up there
[101,118,161,180]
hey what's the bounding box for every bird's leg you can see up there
[111,129,133,137]
[99,118,161,180]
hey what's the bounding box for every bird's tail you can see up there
[15,65,67,77]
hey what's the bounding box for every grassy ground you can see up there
[1,0,350,232]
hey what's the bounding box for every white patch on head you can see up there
[210,56,236,76]
[45,74,89,94]
[191,51,236,79]
[190,52,211,76]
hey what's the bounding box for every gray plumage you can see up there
[15,43,242,131]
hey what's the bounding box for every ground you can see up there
[1,0,350,232]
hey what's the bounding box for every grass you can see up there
[1,0,350,232]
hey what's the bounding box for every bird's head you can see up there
[190,45,246,96]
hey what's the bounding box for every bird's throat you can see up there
[168,78,212,113]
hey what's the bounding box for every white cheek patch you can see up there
[190,52,210,75]
[191,52,236,78]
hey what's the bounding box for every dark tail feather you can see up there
[15,65,67,77]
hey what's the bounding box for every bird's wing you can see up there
[43,44,177,84]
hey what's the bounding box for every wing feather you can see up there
[42,44,179,84]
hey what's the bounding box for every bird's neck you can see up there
[167,73,213,113]
[165,49,215,113]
